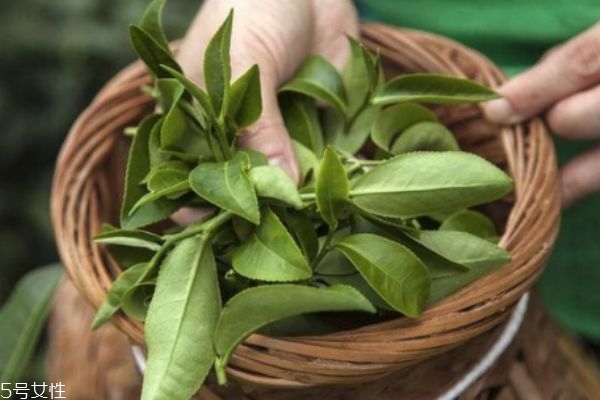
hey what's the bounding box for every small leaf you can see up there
[281,210,319,262]
[390,121,459,154]
[214,284,375,383]
[91,263,148,330]
[314,248,356,276]
[371,103,437,151]
[336,233,430,316]
[229,65,262,128]
[373,73,499,106]
[204,11,233,115]
[0,265,62,382]
[351,152,513,219]
[148,118,168,169]
[232,208,312,282]
[121,115,184,229]
[139,0,169,50]
[316,147,349,228]
[249,165,302,208]
[148,169,189,196]
[323,105,379,155]
[121,282,155,322]
[279,93,324,155]
[319,273,394,311]
[343,37,374,116]
[142,236,221,400]
[161,65,214,116]
[189,154,260,224]
[94,229,162,252]
[129,25,181,79]
[292,140,319,186]
[280,55,347,112]
[428,262,502,305]
[439,209,498,239]
[130,181,190,215]
[417,230,510,270]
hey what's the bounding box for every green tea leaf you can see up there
[280,94,324,155]
[249,165,302,208]
[130,181,190,214]
[336,233,430,317]
[371,103,437,151]
[91,263,147,330]
[121,282,155,322]
[121,115,184,229]
[232,208,311,282]
[390,121,459,154]
[189,154,260,224]
[281,210,319,261]
[94,229,162,252]
[314,247,355,276]
[148,169,189,195]
[229,64,262,128]
[161,65,214,116]
[0,265,62,382]
[373,73,499,106]
[439,209,498,239]
[280,55,347,112]
[214,284,375,383]
[129,25,181,79]
[323,105,378,155]
[291,140,319,185]
[343,37,374,116]
[148,118,168,169]
[316,147,349,228]
[139,0,169,50]
[142,236,221,400]
[428,262,502,305]
[204,11,233,115]
[318,273,393,311]
[417,230,510,270]
[351,152,513,219]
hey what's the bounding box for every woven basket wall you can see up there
[51,23,561,389]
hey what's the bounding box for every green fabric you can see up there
[360,0,600,339]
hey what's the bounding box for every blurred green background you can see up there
[0,0,200,303]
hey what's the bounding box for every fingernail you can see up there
[484,98,522,125]
[269,157,300,184]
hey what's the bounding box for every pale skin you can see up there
[173,0,600,223]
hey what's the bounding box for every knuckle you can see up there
[563,36,600,83]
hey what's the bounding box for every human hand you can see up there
[173,0,358,224]
[483,23,600,208]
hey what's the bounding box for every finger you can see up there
[238,84,300,182]
[310,0,359,70]
[561,144,600,208]
[546,83,600,140]
[484,23,600,124]
[171,207,214,226]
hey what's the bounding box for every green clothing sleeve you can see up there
[360,0,600,340]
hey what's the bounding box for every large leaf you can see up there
[316,147,349,228]
[129,25,181,79]
[229,65,262,128]
[91,263,147,330]
[249,165,302,209]
[439,209,498,240]
[139,0,169,50]
[0,264,62,382]
[280,94,324,155]
[204,11,233,115]
[373,73,499,106]
[280,55,347,112]
[343,37,376,117]
[318,273,393,311]
[371,103,437,151]
[390,121,459,154]
[232,208,311,282]
[416,230,510,270]
[336,233,430,316]
[189,154,260,224]
[351,152,513,219]
[428,262,502,305]
[142,236,221,400]
[121,115,184,229]
[214,284,375,383]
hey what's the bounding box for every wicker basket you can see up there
[51,23,560,389]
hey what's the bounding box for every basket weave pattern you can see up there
[51,24,560,387]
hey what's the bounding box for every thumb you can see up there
[238,82,300,183]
